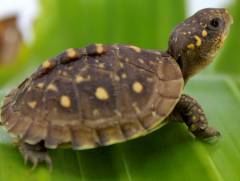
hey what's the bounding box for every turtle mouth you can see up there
[224,9,234,25]
[222,9,233,36]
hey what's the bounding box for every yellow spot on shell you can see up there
[75,75,84,83]
[98,63,105,68]
[129,45,141,52]
[132,102,141,114]
[95,87,109,100]
[47,84,58,92]
[202,30,208,37]
[36,82,44,88]
[138,58,144,64]
[93,109,100,116]
[121,73,127,79]
[114,110,122,117]
[132,81,143,93]
[96,44,105,54]
[194,35,202,47]
[187,43,195,49]
[152,111,157,117]
[147,77,153,82]
[60,96,71,108]
[119,63,124,68]
[66,48,77,58]
[27,101,37,109]
[114,75,120,81]
[62,71,68,76]
[42,60,52,69]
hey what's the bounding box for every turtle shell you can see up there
[0,44,183,150]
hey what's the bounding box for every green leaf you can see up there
[1,0,240,181]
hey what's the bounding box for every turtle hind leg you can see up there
[173,94,220,142]
[18,141,52,170]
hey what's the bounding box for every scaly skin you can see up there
[170,94,220,141]
[167,8,232,140]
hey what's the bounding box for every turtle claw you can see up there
[19,142,52,170]
[195,127,221,143]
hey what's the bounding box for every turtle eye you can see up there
[208,18,221,30]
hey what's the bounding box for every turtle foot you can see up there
[18,142,52,170]
[194,127,221,143]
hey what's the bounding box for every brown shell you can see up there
[0,44,184,150]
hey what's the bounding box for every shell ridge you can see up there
[44,122,59,149]
[72,79,83,121]
[0,44,184,149]
[8,116,33,139]
[21,120,35,142]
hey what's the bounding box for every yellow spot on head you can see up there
[66,48,77,58]
[132,81,143,93]
[202,30,208,37]
[194,35,202,47]
[60,95,71,108]
[47,84,58,92]
[42,60,52,69]
[27,101,37,109]
[129,45,141,53]
[96,44,105,54]
[95,87,109,100]
[75,75,84,83]
[187,43,195,49]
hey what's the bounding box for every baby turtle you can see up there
[0,8,233,169]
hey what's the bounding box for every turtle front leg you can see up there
[18,141,52,170]
[171,94,220,142]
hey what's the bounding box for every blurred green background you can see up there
[0,0,240,180]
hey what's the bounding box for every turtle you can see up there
[0,8,233,169]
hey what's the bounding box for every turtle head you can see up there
[168,8,233,82]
